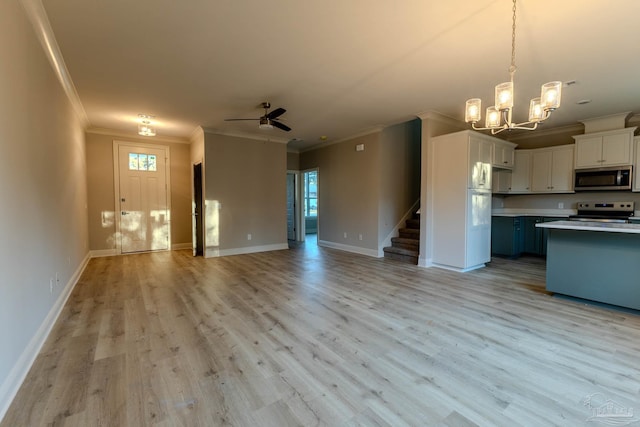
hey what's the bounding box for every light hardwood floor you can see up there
[2,240,640,426]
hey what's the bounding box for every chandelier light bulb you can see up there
[541,81,562,110]
[465,99,482,123]
[486,107,501,128]
[528,98,544,122]
[495,82,514,110]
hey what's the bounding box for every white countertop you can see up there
[491,208,574,217]
[536,220,640,234]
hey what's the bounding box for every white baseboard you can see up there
[0,252,91,422]
[171,242,192,251]
[430,262,486,273]
[90,248,117,258]
[418,256,432,268]
[205,243,289,258]
[318,240,380,258]
[91,243,192,257]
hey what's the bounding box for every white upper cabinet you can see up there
[492,170,511,194]
[634,136,640,192]
[492,140,516,170]
[468,134,493,189]
[573,127,636,169]
[510,150,532,193]
[531,145,574,193]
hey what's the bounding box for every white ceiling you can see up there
[40,0,640,151]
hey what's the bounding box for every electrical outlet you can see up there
[558,202,564,209]
[343,232,347,238]
[359,234,363,241]
[247,233,252,241]
[49,278,54,293]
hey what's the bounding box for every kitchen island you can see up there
[536,221,640,310]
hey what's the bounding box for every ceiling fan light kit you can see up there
[225,102,291,132]
[465,0,561,134]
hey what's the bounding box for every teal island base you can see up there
[544,227,640,311]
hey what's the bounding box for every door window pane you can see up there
[304,171,318,217]
[128,152,158,171]
[129,153,139,170]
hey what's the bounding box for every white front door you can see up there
[116,143,170,253]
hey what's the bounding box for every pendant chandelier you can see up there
[465,0,562,134]
[138,114,156,136]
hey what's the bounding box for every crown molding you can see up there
[299,126,385,153]
[502,123,584,143]
[201,127,290,144]
[19,0,89,127]
[416,110,467,128]
[86,127,190,144]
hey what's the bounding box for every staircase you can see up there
[383,213,419,264]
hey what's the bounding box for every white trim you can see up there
[378,199,420,257]
[200,127,289,144]
[430,262,486,273]
[112,141,172,255]
[299,127,384,153]
[86,127,190,144]
[0,252,90,422]
[418,256,432,268]
[286,171,301,242]
[205,243,289,258]
[172,242,192,250]
[318,240,380,258]
[19,0,89,127]
[90,249,117,258]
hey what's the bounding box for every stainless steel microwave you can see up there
[574,166,632,191]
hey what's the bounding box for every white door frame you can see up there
[287,170,302,241]
[301,167,319,242]
[112,140,172,254]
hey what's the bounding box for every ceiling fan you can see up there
[224,102,291,132]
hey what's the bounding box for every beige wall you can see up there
[301,133,381,251]
[85,132,192,251]
[287,151,300,170]
[0,0,89,414]
[378,119,421,246]
[300,120,420,255]
[203,132,287,254]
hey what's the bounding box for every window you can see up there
[304,170,317,217]
[129,153,157,171]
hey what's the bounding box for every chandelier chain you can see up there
[509,0,517,77]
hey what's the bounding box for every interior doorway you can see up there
[193,163,204,256]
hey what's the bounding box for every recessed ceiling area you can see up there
[39,0,640,151]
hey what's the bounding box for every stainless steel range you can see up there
[569,201,635,223]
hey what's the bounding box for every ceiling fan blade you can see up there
[266,107,286,120]
[271,120,291,132]
[224,118,259,121]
